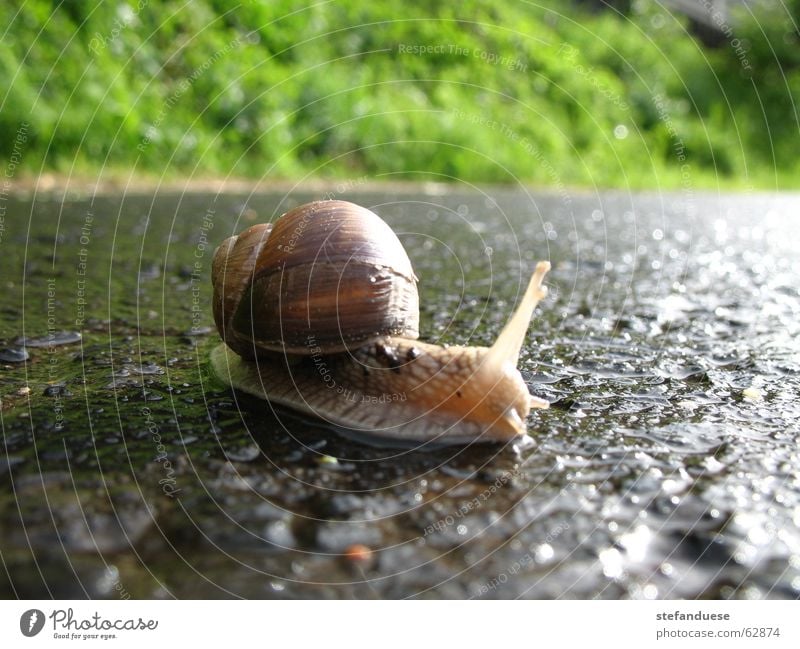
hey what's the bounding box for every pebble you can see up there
[0,347,29,363]
[224,445,261,462]
[14,331,82,347]
[43,384,73,398]
[742,386,763,401]
[263,520,296,548]
[343,543,374,567]
[184,326,213,337]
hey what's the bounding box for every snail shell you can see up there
[210,200,550,445]
[212,200,419,357]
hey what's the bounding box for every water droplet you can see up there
[599,547,624,578]
[535,544,554,562]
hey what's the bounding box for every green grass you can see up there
[1,0,798,189]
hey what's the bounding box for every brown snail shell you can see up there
[212,200,419,358]
[210,200,550,445]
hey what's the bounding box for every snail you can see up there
[209,200,550,445]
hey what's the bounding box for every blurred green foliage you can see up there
[0,0,797,188]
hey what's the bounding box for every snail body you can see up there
[210,200,550,445]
